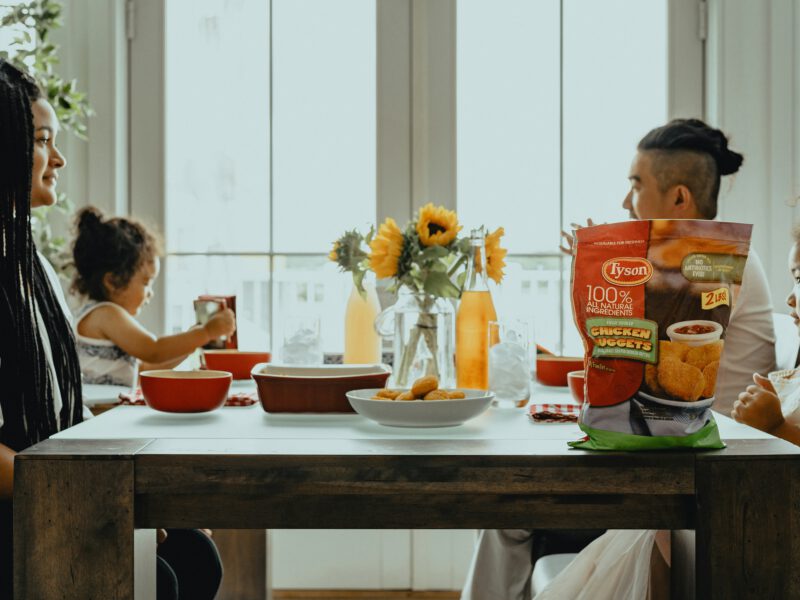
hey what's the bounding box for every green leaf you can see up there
[421,244,449,259]
[422,271,461,299]
[352,270,367,299]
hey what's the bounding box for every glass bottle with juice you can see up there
[344,276,382,364]
[456,230,497,389]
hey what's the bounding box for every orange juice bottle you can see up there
[456,230,497,389]
[344,277,382,364]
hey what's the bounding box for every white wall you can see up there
[706,0,800,309]
[47,0,127,237]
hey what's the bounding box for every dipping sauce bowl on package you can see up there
[569,220,752,450]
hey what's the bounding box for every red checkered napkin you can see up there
[118,388,257,407]
[528,403,581,423]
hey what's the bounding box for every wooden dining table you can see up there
[13,383,800,599]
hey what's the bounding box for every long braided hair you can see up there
[0,60,82,451]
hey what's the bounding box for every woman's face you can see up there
[30,98,66,208]
[786,242,800,333]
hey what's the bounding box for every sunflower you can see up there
[416,203,461,247]
[484,227,507,284]
[369,218,405,279]
[328,242,339,262]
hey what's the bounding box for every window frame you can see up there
[127,0,704,350]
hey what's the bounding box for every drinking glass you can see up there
[488,320,531,408]
[280,316,323,364]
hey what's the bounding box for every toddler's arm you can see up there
[90,304,236,365]
[732,373,800,446]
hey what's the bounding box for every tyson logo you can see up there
[601,258,653,286]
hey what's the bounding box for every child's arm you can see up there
[88,304,236,365]
[732,373,800,447]
[139,326,207,371]
[139,353,191,373]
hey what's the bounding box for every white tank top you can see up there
[74,301,138,388]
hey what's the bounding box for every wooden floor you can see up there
[273,591,460,600]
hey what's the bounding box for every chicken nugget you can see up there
[423,390,450,401]
[645,364,664,395]
[395,391,415,401]
[445,390,466,399]
[702,360,719,398]
[411,375,438,398]
[659,340,691,362]
[375,389,401,400]
[657,356,705,401]
[685,341,724,371]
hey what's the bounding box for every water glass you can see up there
[280,316,323,364]
[488,320,531,408]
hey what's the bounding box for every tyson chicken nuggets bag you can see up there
[569,220,752,450]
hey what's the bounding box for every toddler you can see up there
[70,206,235,387]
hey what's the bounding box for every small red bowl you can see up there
[567,370,585,403]
[140,370,232,413]
[536,356,584,386]
[203,350,271,380]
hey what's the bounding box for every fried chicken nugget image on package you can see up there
[657,357,705,402]
[645,364,664,395]
[659,340,691,362]
[702,360,720,398]
[685,341,724,371]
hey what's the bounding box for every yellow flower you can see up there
[328,242,339,262]
[485,227,507,284]
[369,218,404,279]
[416,203,461,247]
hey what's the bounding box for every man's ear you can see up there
[671,185,697,215]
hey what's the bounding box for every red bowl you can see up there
[567,370,585,403]
[536,356,584,386]
[252,364,391,413]
[203,350,271,380]
[140,370,232,413]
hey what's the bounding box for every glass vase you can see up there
[375,288,455,388]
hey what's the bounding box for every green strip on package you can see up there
[569,419,725,451]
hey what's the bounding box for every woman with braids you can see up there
[0,61,85,597]
[0,61,224,600]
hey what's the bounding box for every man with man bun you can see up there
[461,118,776,600]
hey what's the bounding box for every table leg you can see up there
[214,529,268,600]
[696,458,800,599]
[14,457,135,599]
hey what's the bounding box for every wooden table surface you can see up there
[13,384,800,599]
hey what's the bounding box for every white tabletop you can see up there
[56,383,769,443]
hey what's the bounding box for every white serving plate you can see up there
[81,384,131,407]
[346,388,494,428]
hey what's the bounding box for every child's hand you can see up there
[204,308,236,340]
[732,373,784,433]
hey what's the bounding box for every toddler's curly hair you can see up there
[71,206,163,301]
